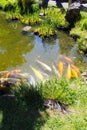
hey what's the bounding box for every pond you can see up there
[0,11,87,79]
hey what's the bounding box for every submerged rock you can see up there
[22,26,31,34]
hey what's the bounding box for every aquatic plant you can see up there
[20,13,42,25]
[34,22,56,39]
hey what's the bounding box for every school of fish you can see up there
[0,55,80,89]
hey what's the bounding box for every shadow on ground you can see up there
[0,88,48,130]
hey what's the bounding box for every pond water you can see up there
[0,11,87,79]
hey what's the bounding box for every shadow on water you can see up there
[0,87,48,130]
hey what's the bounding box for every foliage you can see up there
[77,38,87,54]
[0,0,17,11]
[38,78,77,105]
[70,12,87,54]
[70,12,87,38]
[17,0,37,14]
[34,22,56,39]
[20,13,42,25]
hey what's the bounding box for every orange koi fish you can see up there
[0,69,21,78]
[60,55,72,63]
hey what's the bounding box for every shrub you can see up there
[38,78,77,105]
[18,0,36,14]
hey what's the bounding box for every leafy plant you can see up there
[77,38,87,54]
[38,78,77,105]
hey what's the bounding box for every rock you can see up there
[43,99,69,114]
[65,2,81,25]
[42,0,49,9]
[44,99,61,110]
[39,13,45,16]
[85,36,87,40]
[22,26,31,33]
[80,5,87,12]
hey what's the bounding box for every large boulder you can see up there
[65,2,81,26]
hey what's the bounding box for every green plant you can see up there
[11,83,44,107]
[38,78,77,105]
[18,0,36,14]
[77,38,87,54]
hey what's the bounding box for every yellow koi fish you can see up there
[58,61,64,77]
[71,64,80,76]
[30,66,44,81]
[66,64,71,80]
[71,68,78,78]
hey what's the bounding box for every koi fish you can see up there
[71,64,80,76]
[52,65,60,77]
[0,71,9,77]
[66,64,71,80]
[30,66,44,81]
[36,60,52,72]
[71,68,78,78]
[0,69,21,78]
[58,61,64,77]
[60,55,72,63]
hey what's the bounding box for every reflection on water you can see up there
[0,11,87,76]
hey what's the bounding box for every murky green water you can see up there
[0,11,87,76]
